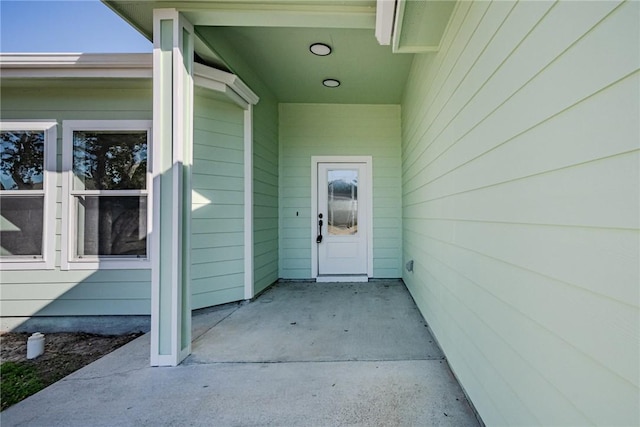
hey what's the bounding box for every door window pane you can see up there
[76,195,147,257]
[1,131,44,190]
[327,169,358,235]
[0,196,44,256]
[73,131,147,190]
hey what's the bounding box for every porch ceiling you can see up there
[198,26,413,103]
[104,0,415,104]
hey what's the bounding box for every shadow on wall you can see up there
[1,155,176,335]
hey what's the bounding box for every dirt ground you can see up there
[1,332,142,407]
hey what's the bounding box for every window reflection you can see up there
[73,131,147,191]
[72,130,149,258]
[0,196,44,256]
[0,131,44,190]
[1,130,46,256]
[328,170,358,235]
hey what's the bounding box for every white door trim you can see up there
[311,156,373,279]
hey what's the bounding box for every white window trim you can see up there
[0,121,57,270]
[61,120,152,270]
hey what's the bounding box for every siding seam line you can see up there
[404,231,639,310]
[403,1,626,184]
[407,237,639,391]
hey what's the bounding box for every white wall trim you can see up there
[311,156,374,279]
[0,121,57,271]
[177,11,194,366]
[193,63,259,107]
[391,0,405,53]
[150,9,166,369]
[244,105,254,300]
[194,76,246,108]
[0,53,152,78]
[375,0,396,45]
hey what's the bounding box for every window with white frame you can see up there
[62,121,152,269]
[0,121,57,269]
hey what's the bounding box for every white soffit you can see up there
[0,53,152,78]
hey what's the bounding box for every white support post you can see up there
[244,105,254,300]
[150,8,194,367]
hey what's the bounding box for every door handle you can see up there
[316,213,323,243]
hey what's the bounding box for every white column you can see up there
[244,105,254,300]
[150,9,194,367]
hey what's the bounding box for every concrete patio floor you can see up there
[2,280,480,426]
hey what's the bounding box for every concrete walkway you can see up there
[2,281,480,426]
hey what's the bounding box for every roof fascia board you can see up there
[193,62,259,108]
[0,53,152,78]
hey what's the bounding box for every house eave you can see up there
[0,53,153,79]
[193,63,259,107]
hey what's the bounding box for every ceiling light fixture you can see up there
[310,43,332,56]
[323,79,341,88]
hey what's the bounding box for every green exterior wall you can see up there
[191,88,245,309]
[199,27,281,296]
[400,1,639,425]
[0,81,263,316]
[0,81,153,316]
[252,90,280,295]
[279,103,402,279]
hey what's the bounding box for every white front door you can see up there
[316,162,368,276]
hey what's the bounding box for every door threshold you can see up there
[316,275,369,283]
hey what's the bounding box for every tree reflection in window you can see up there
[0,131,44,190]
[73,131,147,191]
[72,131,148,257]
[327,170,358,235]
[0,131,46,256]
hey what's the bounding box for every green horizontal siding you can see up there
[0,81,256,316]
[0,80,153,317]
[401,1,639,425]
[195,28,280,296]
[252,87,279,294]
[279,103,403,279]
[191,88,245,309]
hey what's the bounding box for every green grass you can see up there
[0,362,44,411]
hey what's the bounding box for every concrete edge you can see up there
[399,278,486,427]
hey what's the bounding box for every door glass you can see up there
[327,169,358,235]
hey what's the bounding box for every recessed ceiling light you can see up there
[323,79,341,88]
[310,43,332,56]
